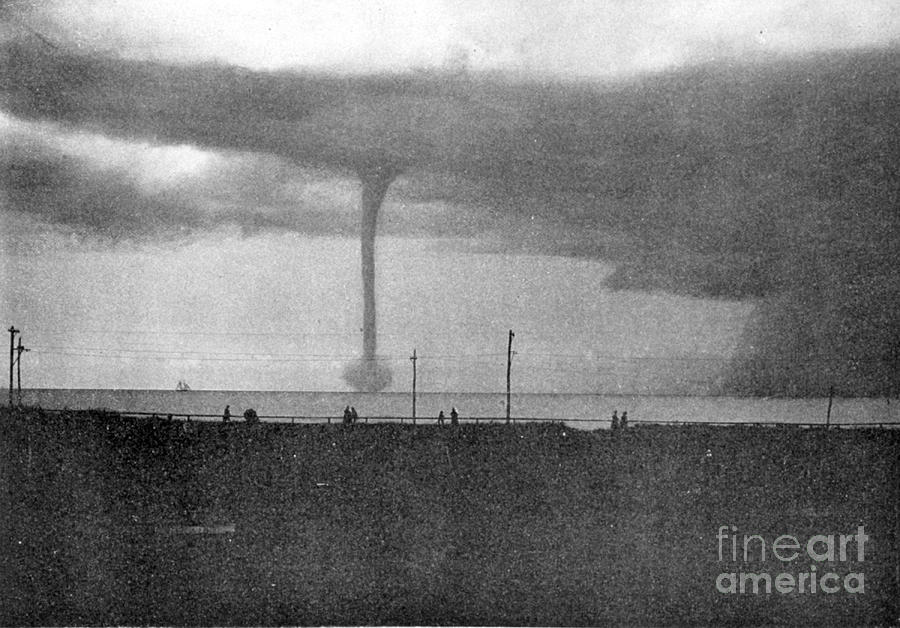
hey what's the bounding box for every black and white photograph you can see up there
[1,1,899,625]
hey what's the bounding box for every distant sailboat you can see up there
[176,380,191,392]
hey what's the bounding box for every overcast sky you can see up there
[9,0,900,74]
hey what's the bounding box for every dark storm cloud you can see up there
[1,133,201,238]
[0,121,501,242]
[2,32,899,395]
[6,35,898,277]
[0,130,360,239]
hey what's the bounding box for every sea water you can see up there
[16,388,899,429]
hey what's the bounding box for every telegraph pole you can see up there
[8,326,18,407]
[410,348,417,424]
[16,338,28,406]
[506,330,514,424]
[826,385,835,428]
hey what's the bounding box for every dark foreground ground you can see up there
[1,407,898,626]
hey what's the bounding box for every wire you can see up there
[30,350,407,363]
[31,346,363,358]
[29,345,510,360]
[517,351,732,360]
[29,347,869,368]
[29,328,363,338]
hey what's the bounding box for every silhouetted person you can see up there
[611,410,619,431]
[450,407,459,426]
[437,410,445,426]
[620,411,628,430]
[350,407,359,424]
[343,405,352,425]
[223,405,231,423]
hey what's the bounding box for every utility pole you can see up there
[410,348,417,424]
[16,338,28,406]
[8,326,18,407]
[506,329,515,424]
[826,385,835,428]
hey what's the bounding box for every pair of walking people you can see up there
[343,406,359,424]
[437,407,459,426]
[611,409,628,430]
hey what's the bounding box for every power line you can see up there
[28,328,365,338]
[29,350,406,363]
[29,328,460,339]
[31,346,373,358]
[28,347,874,367]
[23,332,756,363]
[517,352,733,362]
[29,346,510,360]
[23,345,758,363]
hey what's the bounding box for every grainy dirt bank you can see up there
[2,408,898,625]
